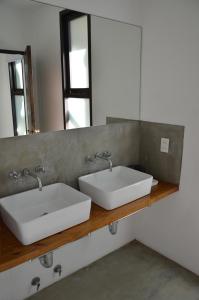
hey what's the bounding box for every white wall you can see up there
[0,2,64,133]
[0,55,14,138]
[23,5,64,132]
[0,3,26,51]
[0,3,40,131]
[40,0,142,25]
[131,0,199,275]
[0,4,30,138]
[91,16,141,125]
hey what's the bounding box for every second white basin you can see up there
[0,183,91,245]
[79,166,153,210]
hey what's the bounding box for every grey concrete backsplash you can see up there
[140,121,184,185]
[0,123,140,198]
[0,119,184,198]
[107,117,185,185]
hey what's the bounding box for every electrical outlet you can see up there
[160,138,170,153]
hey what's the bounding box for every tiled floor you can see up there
[28,241,199,300]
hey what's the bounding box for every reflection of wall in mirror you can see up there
[27,4,64,132]
[0,2,64,134]
[0,4,26,138]
[91,16,141,125]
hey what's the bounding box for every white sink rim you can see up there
[0,183,90,224]
[0,183,91,245]
[79,166,153,210]
[79,166,152,193]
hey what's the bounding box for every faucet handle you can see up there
[95,152,102,159]
[95,151,112,159]
[35,165,45,173]
[9,170,21,180]
[54,264,62,277]
[102,151,112,158]
[22,168,31,176]
[31,277,40,291]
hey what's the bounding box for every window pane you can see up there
[65,98,90,129]
[69,16,89,88]
[15,96,27,136]
[14,60,24,89]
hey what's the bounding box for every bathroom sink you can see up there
[79,166,153,210]
[0,183,91,245]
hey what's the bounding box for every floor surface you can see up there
[28,241,199,300]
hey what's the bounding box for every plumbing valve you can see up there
[31,277,40,291]
[54,264,62,277]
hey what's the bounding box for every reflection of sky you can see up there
[15,60,23,88]
[65,98,90,129]
[16,97,26,136]
[69,49,89,88]
[14,60,26,135]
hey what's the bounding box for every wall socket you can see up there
[160,138,170,153]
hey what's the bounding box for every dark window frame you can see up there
[0,49,24,55]
[0,49,27,136]
[8,60,28,136]
[60,9,92,128]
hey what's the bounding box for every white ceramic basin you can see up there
[0,183,91,245]
[79,166,153,210]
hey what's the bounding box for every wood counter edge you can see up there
[0,182,179,272]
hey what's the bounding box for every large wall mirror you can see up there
[0,0,141,138]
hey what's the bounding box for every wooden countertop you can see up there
[0,182,178,272]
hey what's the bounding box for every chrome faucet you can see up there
[95,151,113,172]
[9,170,21,181]
[9,165,45,191]
[22,169,43,191]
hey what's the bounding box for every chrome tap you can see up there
[22,168,43,191]
[9,170,21,181]
[95,151,113,171]
[9,165,45,191]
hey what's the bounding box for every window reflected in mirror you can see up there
[69,15,89,89]
[60,11,92,129]
[0,46,35,138]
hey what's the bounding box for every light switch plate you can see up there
[160,138,170,153]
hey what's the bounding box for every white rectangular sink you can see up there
[79,166,153,210]
[0,183,91,245]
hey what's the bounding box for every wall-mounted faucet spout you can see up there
[107,157,113,172]
[95,151,113,172]
[9,165,45,191]
[22,169,43,191]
